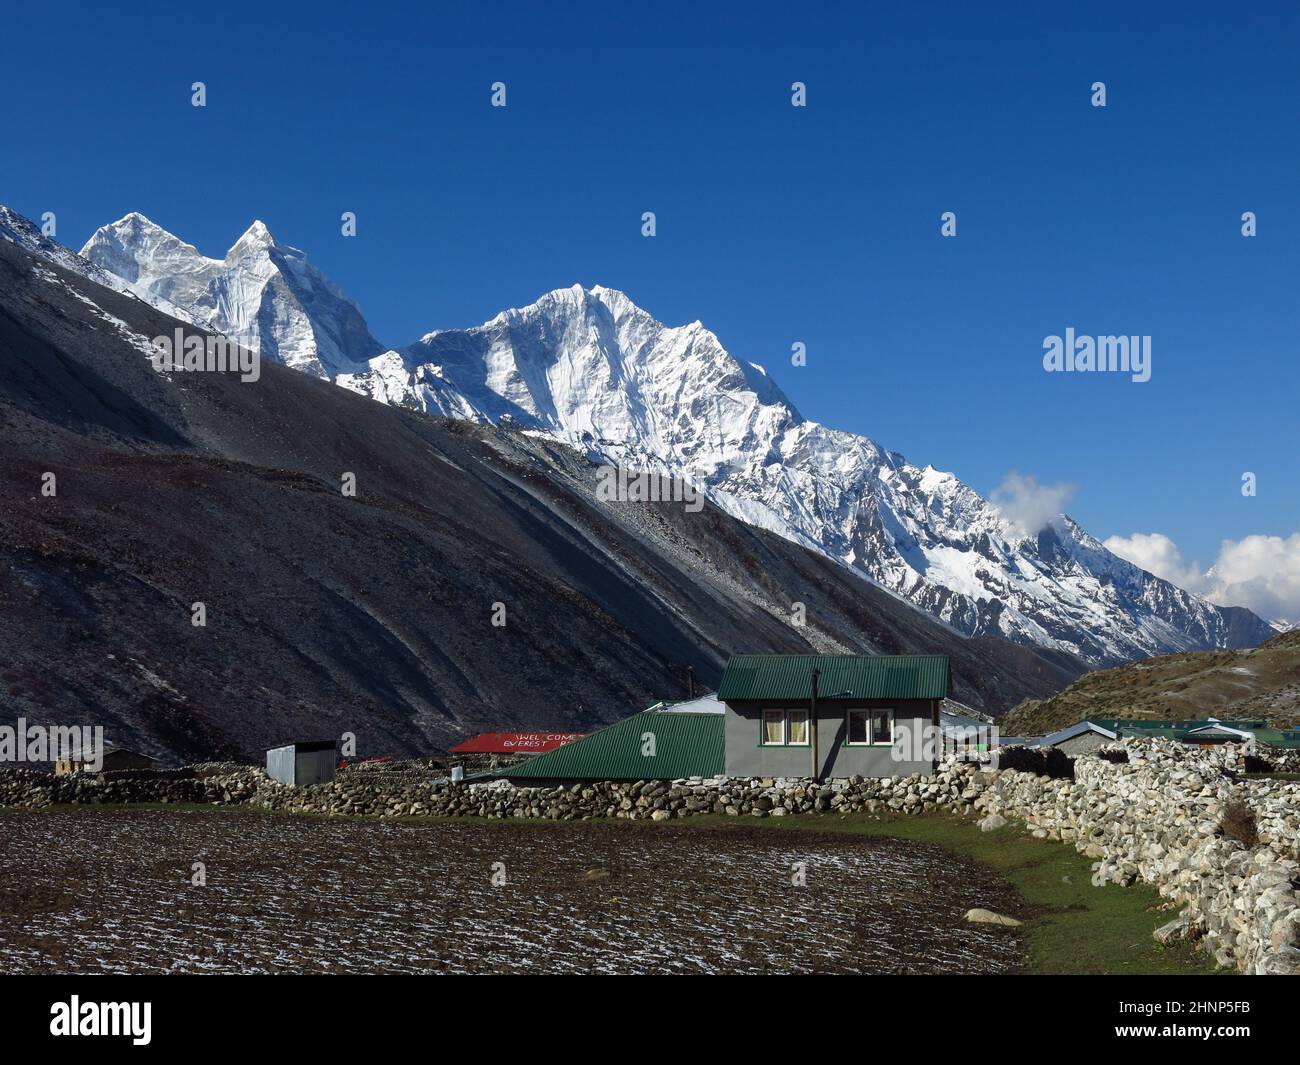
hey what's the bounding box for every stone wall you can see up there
[0,763,260,808]
[3,739,1297,974]
[971,741,1300,975]
[1255,747,1300,774]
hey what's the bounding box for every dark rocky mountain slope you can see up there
[0,238,1085,762]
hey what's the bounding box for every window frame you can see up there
[759,708,810,747]
[845,707,895,747]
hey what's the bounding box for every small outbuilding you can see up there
[266,740,337,787]
[1176,720,1256,746]
[1034,720,1119,755]
[54,745,159,775]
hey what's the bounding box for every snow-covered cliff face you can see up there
[58,212,1275,665]
[336,284,1273,666]
[80,214,382,378]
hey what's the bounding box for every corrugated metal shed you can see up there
[266,740,337,786]
[717,654,950,701]
[482,711,724,781]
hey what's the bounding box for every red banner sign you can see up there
[448,732,585,754]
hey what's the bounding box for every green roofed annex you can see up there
[486,697,725,782]
[476,655,951,784]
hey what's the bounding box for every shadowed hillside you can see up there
[0,239,1085,762]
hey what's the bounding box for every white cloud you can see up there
[991,472,1076,537]
[1104,530,1300,627]
[1204,534,1300,627]
[1101,532,1208,594]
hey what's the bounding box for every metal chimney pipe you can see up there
[810,667,820,781]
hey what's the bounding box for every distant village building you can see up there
[1096,717,1268,745]
[1178,721,1257,745]
[1032,721,1119,756]
[54,746,158,776]
[939,709,998,756]
[265,741,337,786]
[1017,718,1300,752]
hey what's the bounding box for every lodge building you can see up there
[473,653,951,784]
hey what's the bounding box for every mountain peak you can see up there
[0,203,43,244]
[113,211,164,231]
[82,213,206,272]
[95,212,188,247]
[81,213,382,378]
[231,219,276,253]
[526,283,634,312]
[368,277,1271,667]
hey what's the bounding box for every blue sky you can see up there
[2,0,1297,592]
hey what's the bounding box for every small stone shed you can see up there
[54,745,159,775]
[1035,721,1119,756]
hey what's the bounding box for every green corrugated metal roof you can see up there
[1094,718,1267,732]
[1253,729,1300,749]
[1100,720,1300,748]
[482,711,724,781]
[716,654,950,702]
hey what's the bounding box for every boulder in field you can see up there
[964,908,1022,927]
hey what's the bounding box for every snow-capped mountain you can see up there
[30,209,1276,666]
[0,204,207,327]
[80,213,382,378]
[2,205,144,298]
[332,284,1273,665]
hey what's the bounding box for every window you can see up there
[761,709,810,746]
[847,709,894,746]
